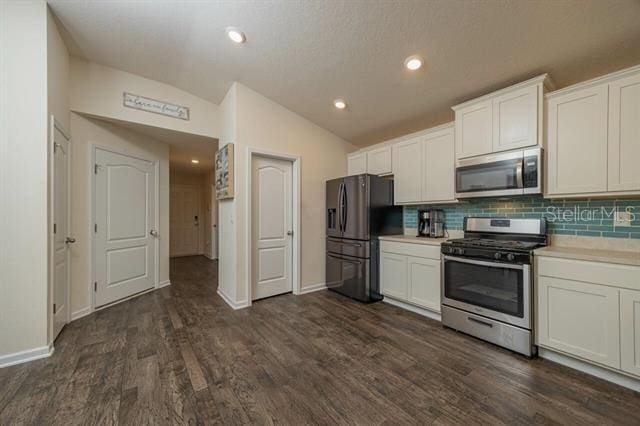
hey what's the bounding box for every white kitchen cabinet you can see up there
[392,137,423,203]
[347,152,367,176]
[492,85,538,152]
[546,85,609,196]
[407,256,440,312]
[366,146,392,175]
[537,275,621,369]
[380,240,441,313]
[454,99,493,159]
[422,127,455,202]
[621,289,640,377]
[608,72,640,192]
[453,75,550,160]
[380,252,408,300]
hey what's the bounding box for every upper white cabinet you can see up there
[347,152,367,176]
[455,99,492,159]
[608,72,640,192]
[546,64,640,197]
[392,137,423,203]
[546,85,609,195]
[422,127,455,203]
[366,146,392,175]
[393,125,456,205]
[453,75,551,160]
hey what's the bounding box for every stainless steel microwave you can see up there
[455,148,542,198]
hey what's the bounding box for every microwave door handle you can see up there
[516,160,524,188]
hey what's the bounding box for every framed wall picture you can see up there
[215,143,234,200]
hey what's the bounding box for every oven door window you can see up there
[456,158,522,193]
[444,259,524,318]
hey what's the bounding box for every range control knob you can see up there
[455,248,465,255]
[494,252,503,260]
[507,253,516,261]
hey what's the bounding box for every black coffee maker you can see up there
[418,209,445,238]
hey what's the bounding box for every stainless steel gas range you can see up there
[440,217,547,357]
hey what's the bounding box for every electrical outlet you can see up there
[614,210,632,227]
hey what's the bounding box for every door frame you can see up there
[48,115,71,343]
[90,144,160,311]
[169,183,201,257]
[245,147,301,306]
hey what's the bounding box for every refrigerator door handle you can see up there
[341,183,348,233]
[337,183,343,233]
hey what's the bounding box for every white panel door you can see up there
[407,256,440,312]
[422,128,455,203]
[380,252,408,300]
[492,85,538,152]
[170,185,200,256]
[95,149,156,307]
[538,276,620,368]
[392,137,423,203]
[546,85,608,195]
[366,146,392,175]
[455,99,492,159]
[52,124,71,339]
[347,153,367,176]
[620,289,640,377]
[252,156,293,300]
[608,72,640,192]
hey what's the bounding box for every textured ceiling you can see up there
[49,0,640,146]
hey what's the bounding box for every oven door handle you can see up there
[442,255,525,270]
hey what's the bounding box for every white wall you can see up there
[69,113,171,317]
[218,83,356,307]
[0,1,50,360]
[69,57,221,139]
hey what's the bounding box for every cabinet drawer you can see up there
[380,241,441,260]
[537,256,640,290]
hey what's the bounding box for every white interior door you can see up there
[95,148,157,307]
[251,156,293,300]
[170,185,200,256]
[53,122,71,339]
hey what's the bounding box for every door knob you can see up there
[287,230,294,236]
[149,229,159,237]
[65,237,76,244]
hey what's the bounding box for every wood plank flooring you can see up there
[1,255,640,425]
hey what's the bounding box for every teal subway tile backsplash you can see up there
[403,196,640,239]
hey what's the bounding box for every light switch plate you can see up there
[614,210,632,227]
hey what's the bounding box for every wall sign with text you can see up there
[123,92,190,120]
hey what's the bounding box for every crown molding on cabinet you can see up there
[546,63,640,99]
[452,74,554,111]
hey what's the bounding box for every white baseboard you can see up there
[298,282,327,295]
[539,348,640,392]
[0,343,54,368]
[216,288,250,310]
[203,253,218,260]
[158,279,171,288]
[383,296,442,322]
[71,306,92,321]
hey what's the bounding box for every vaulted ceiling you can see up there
[49,0,640,146]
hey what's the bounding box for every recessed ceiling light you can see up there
[404,55,423,71]
[226,27,246,44]
[334,99,347,109]
[191,159,199,164]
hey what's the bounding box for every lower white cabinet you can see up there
[538,275,621,369]
[380,241,441,313]
[621,289,640,376]
[537,256,640,377]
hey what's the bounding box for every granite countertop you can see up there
[534,245,640,267]
[378,234,449,246]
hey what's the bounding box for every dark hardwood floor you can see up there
[1,255,639,425]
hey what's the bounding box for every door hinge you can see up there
[94,163,99,174]
[94,223,98,233]
[53,223,57,234]
[94,282,97,292]
[53,303,56,314]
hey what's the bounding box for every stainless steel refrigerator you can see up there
[326,174,403,302]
